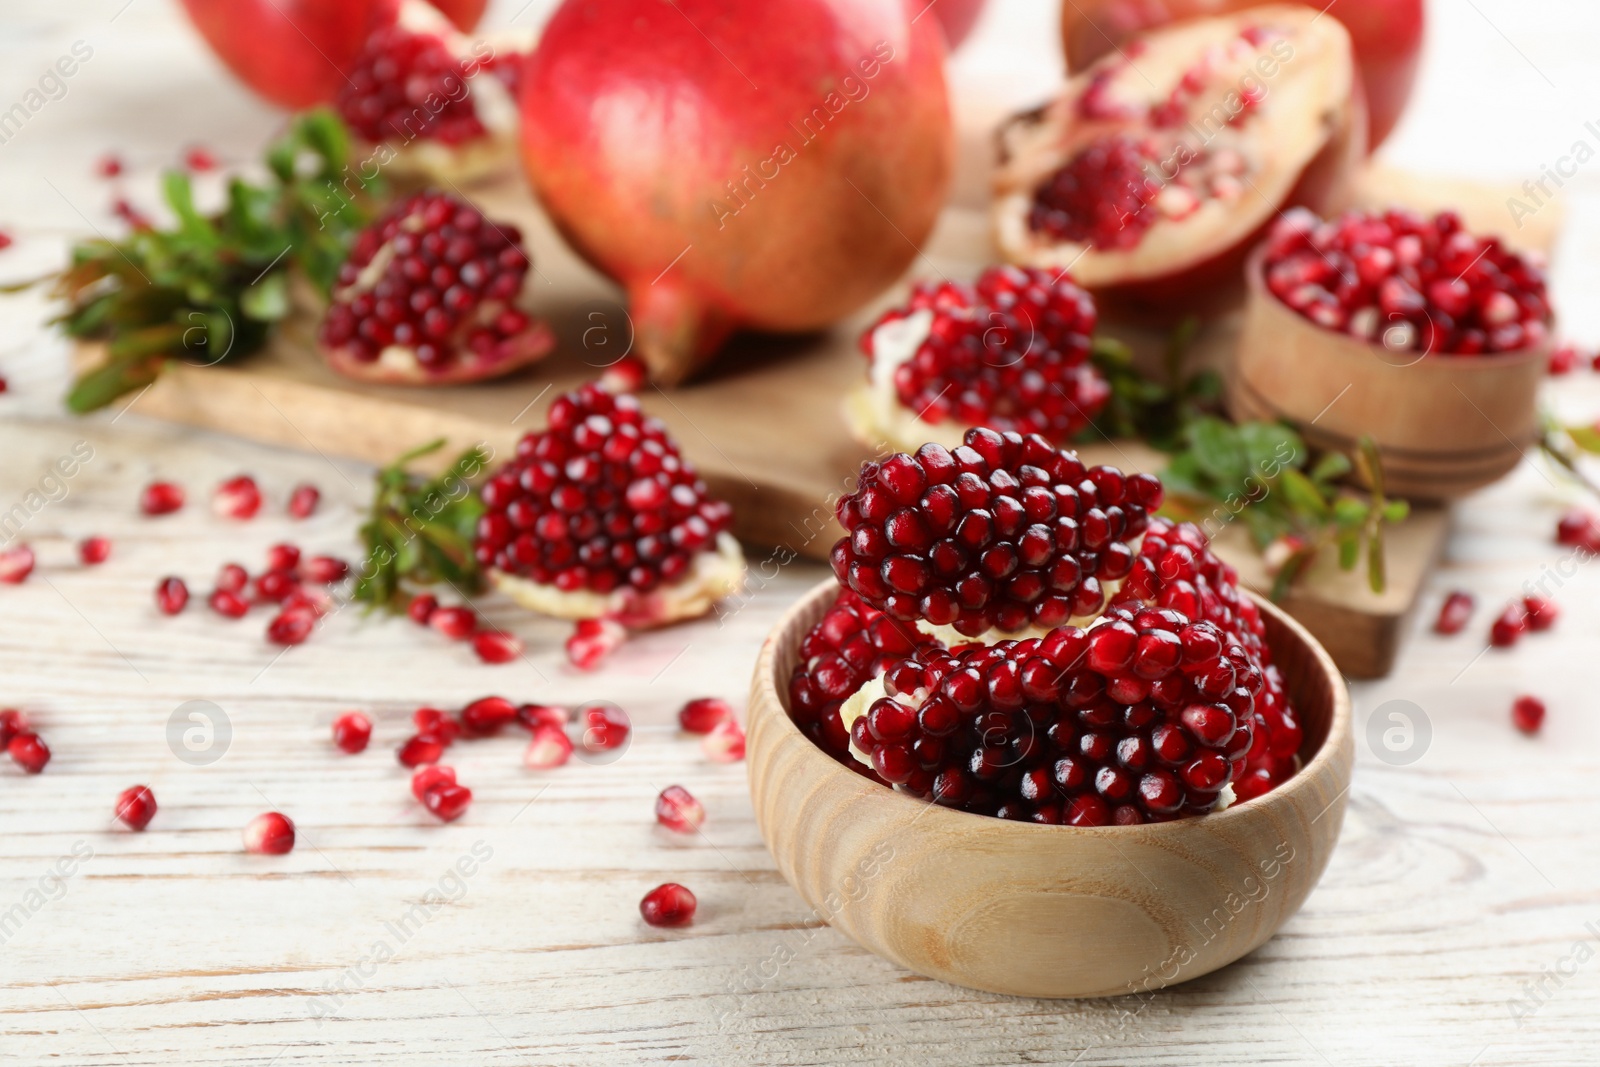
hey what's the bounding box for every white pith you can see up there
[491,532,745,628]
[843,309,971,453]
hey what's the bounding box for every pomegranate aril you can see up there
[98,153,123,178]
[397,734,444,768]
[184,146,218,171]
[213,475,262,519]
[209,588,250,618]
[267,608,315,645]
[413,707,461,744]
[524,725,574,769]
[265,543,301,572]
[1433,591,1474,635]
[8,732,50,774]
[460,696,518,736]
[79,537,112,565]
[254,568,299,602]
[430,606,478,640]
[0,545,35,583]
[243,812,295,855]
[156,576,189,615]
[473,630,524,664]
[412,764,456,802]
[115,785,158,830]
[1489,603,1527,648]
[304,556,349,584]
[423,782,473,822]
[408,593,439,624]
[217,563,249,593]
[679,697,734,734]
[599,356,647,393]
[655,785,706,834]
[702,720,746,763]
[0,709,24,748]
[288,483,321,519]
[517,703,569,731]
[578,702,630,752]
[140,481,185,515]
[332,711,373,754]
[567,618,626,670]
[1512,695,1545,735]
[1522,595,1559,631]
[1555,508,1600,547]
[640,882,697,927]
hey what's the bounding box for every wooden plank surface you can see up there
[5,0,1600,1065]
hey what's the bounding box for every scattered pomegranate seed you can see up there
[1555,507,1600,547]
[140,481,185,515]
[0,235,10,254]
[8,732,50,774]
[209,588,250,618]
[184,146,218,171]
[332,711,373,754]
[1523,595,1559,631]
[1512,695,1546,735]
[285,586,332,617]
[216,563,249,594]
[599,355,647,393]
[412,764,456,802]
[566,618,626,670]
[517,703,568,731]
[266,607,315,645]
[113,197,152,230]
[304,556,349,584]
[702,720,746,763]
[678,697,733,734]
[156,576,190,615]
[413,707,461,744]
[253,568,298,603]
[460,696,517,736]
[1433,591,1474,635]
[1549,344,1580,375]
[288,483,321,520]
[640,883,697,927]
[97,153,123,178]
[0,545,35,584]
[408,593,439,624]
[1489,603,1527,648]
[0,709,23,747]
[0,372,8,389]
[524,726,573,769]
[423,782,473,822]
[578,702,630,753]
[115,786,158,830]
[266,543,301,571]
[397,734,444,767]
[473,630,523,664]
[74,536,112,566]
[655,785,706,834]
[213,474,262,519]
[243,812,296,854]
[430,606,478,640]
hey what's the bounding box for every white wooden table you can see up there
[4,1,1600,1063]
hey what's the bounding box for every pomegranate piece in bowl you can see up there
[317,190,554,385]
[993,6,1362,316]
[477,382,745,629]
[845,266,1111,453]
[1229,208,1554,500]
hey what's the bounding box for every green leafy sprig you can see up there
[353,439,492,612]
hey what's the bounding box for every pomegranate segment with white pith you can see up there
[1259,207,1552,355]
[994,6,1360,312]
[318,190,553,385]
[846,266,1111,453]
[478,383,745,628]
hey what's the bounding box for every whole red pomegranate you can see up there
[519,0,954,384]
[1059,0,1422,150]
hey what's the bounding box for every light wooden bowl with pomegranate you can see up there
[1228,245,1549,502]
[746,579,1353,999]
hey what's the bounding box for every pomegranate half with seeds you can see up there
[318,190,554,384]
[993,6,1361,315]
[477,383,745,628]
[846,266,1111,453]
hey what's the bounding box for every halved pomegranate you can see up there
[994,6,1361,316]
[318,190,554,385]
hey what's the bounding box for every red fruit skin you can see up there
[1512,695,1545,735]
[1058,0,1423,150]
[9,732,50,774]
[177,0,399,109]
[519,0,953,384]
[332,712,373,754]
[423,0,486,31]
[115,786,158,830]
[931,0,987,48]
[640,882,697,927]
[679,697,734,734]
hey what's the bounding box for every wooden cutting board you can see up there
[88,156,1556,679]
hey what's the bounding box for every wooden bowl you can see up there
[746,580,1353,998]
[1227,245,1549,501]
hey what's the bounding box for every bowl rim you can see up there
[752,577,1353,840]
[1243,242,1552,368]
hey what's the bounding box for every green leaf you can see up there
[1236,421,1303,476]
[66,354,165,413]
[1309,450,1352,483]
[1568,425,1600,454]
[1187,417,1247,483]
[1382,500,1410,523]
[1337,530,1360,570]
[240,271,290,321]
[1278,468,1330,521]
[1332,497,1369,529]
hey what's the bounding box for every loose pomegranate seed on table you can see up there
[303,556,349,584]
[209,589,250,618]
[397,734,444,768]
[407,593,439,624]
[156,577,189,615]
[114,786,157,831]
[254,569,298,603]
[287,483,320,519]
[524,726,573,770]
[413,707,461,745]
[331,712,372,754]
[243,812,296,855]
[1554,507,1600,548]
[566,618,626,671]
[140,481,185,515]
[1522,595,1559,631]
[422,783,473,822]
[212,474,262,519]
[702,720,746,764]
[412,765,456,802]
[1489,603,1527,648]
[578,702,630,752]
[678,697,733,734]
[517,703,568,731]
[430,606,479,640]
[0,545,35,584]
[265,543,301,572]
[266,607,315,646]
[655,785,706,834]
[78,537,112,565]
[460,696,517,736]
[473,630,524,664]
[0,709,24,747]
[1433,591,1474,635]
[1512,696,1546,735]
[216,563,249,593]
[8,732,50,774]
[1548,344,1580,375]
[183,146,218,171]
[97,153,123,178]
[640,883,697,928]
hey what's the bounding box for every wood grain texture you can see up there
[747,580,1353,998]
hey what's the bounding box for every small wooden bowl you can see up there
[1227,245,1549,501]
[746,580,1353,998]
